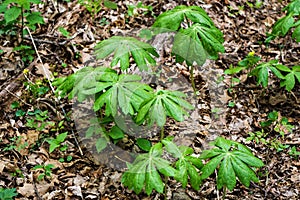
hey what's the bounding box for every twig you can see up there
[25,27,83,156]
[4,88,32,107]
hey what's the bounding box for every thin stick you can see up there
[25,27,83,156]
[4,88,32,107]
[190,65,196,93]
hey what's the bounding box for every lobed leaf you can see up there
[136,90,193,127]
[152,5,214,33]
[122,143,176,195]
[172,23,224,66]
[95,36,159,71]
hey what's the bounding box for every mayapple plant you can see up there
[53,5,264,197]
[266,0,300,43]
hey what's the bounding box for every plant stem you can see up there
[222,187,227,200]
[160,126,164,141]
[21,6,24,44]
[190,65,196,93]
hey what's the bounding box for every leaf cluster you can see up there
[122,137,264,195]
[250,60,300,91]
[0,188,18,200]
[266,0,300,42]
[122,138,203,195]
[53,66,193,127]
[0,0,44,31]
[152,5,225,66]
[200,137,264,191]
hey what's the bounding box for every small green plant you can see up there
[78,0,117,18]
[25,109,54,131]
[225,51,261,75]
[152,5,225,91]
[260,110,294,137]
[0,0,44,42]
[58,27,70,38]
[24,80,50,98]
[127,2,154,17]
[13,45,35,62]
[45,132,68,153]
[289,146,300,158]
[200,137,264,195]
[0,188,18,200]
[247,111,294,152]
[266,0,300,43]
[32,164,55,181]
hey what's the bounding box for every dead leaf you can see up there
[35,62,54,80]
[17,183,35,197]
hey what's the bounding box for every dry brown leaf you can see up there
[17,183,35,197]
[35,63,54,80]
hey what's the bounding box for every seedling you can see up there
[127,2,154,17]
[289,146,300,158]
[32,164,55,181]
[266,0,300,43]
[0,0,44,45]
[78,0,117,18]
[25,109,54,131]
[46,132,68,153]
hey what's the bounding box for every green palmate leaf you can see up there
[92,73,153,116]
[0,187,18,199]
[136,90,193,127]
[283,0,300,15]
[292,24,300,42]
[53,66,116,101]
[162,137,203,190]
[122,143,176,195]
[95,36,159,71]
[152,5,214,32]
[199,137,264,191]
[278,65,300,91]
[172,23,224,66]
[4,6,21,23]
[250,60,284,88]
[271,14,294,37]
[217,155,236,191]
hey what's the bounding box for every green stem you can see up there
[21,6,24,44]
[222,187,227,200]
[190,65,196,93]
[160,126,164,141]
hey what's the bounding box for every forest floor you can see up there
[0,0,299,199]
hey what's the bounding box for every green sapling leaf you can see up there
[200,137,264,191]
